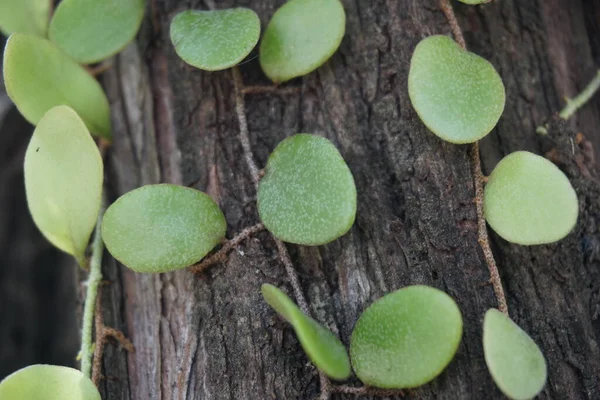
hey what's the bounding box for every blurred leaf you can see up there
[259,0,345,83]
[102,184,227,273]
[170,8,260,71]
[261,284,351,380]
[24,106,103,267]
[350,285,463,388]
[3,33,111,138]
[49,0,145,64]
[408,35,505,143]
[484,151,578,245]
[258,134,356,245]
[0,0,50,37]
[483,309,547,400]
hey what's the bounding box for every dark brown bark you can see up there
[3,0,600,399]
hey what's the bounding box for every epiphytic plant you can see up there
[101,184,227,273]
[48,0,146,64]
[0,365,101,400]
[3,33,112,138]
[24,105,103,268]
[170,8,260,71]
[258,134,357,245]
[261,284,351,380]
[408,35,505,144]
[259,0,346,83]
[0,0,50,37]
[483,309,547,400]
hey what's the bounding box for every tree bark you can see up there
[14,0,600,399]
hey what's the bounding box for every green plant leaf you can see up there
[0,364,101,400]
[350,285,463,388]
[3,33,111,138]
[483,309,547,400]
[102,184,227,273]
[257,134,356,245]
[408,35,505,143]
[0,0,50,37]
[261,284,351,380]
[259,0,345,83]
[457,0,490,4]
[24,106,103,267]
[484,151,578,245]
[170,8,260,71]
[48,0,145,64]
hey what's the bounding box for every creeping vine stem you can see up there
[440,0,508,315]
[80,196,106,377]
[559,70,600,120]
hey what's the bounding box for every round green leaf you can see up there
[49,0,145,64]
[457,0,490,4]
[259,0,345,83]
[408,35,505,143]
[350,285,463,389]
[484,151,578,245]
[0,0,50,37]
[170,8,260,71]
[102,184,226,273]
[25,106,103,267]
[0,365,101,400]
[3,33,111,138]
[257,134,356,245]
[261,284,351,380]
[483,309,547,400]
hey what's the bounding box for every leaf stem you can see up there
[440,0,508,315]
[80,196,106,377]
[559,70,600,120]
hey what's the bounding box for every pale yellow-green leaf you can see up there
[3,33,111,138]
[484,151,578,245]
[49,0,145,64]
[483,309,547,399]
[0,364,101,400]
[0,0,50,37]
[24,106,103,266]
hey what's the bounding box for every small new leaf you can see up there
[3,33,111,138]
[258,134,356,245]
[350,285,463,388]
[261,284,351,380]
[102,184,227,273]
[408,35,505,143]
[24,106,103,267]
[484,151,578,245]
[259,0,345,83]
[0,0,50,37]
[49,0,146,64]
[0,364,101,400]
[483,309,547,400]
[170,8,260,71]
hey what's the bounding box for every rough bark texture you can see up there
[2,0,600,399]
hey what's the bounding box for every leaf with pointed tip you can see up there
[483,309,547,400]
[350,285,463,388]
[49,0,145,64]
[170,8,260,71]
[0,364,101,400]
[102,184,227,273]
[261,284,351,380]
[258,134,356,245]
[484,151,578,245]
[408,35,505,143]
[259,0,345,83]
[24,106,103,267]
[0,0,50,37]
[3,33,111,138]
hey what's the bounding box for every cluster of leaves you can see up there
[261,284,546,399]
[408,34,578,246]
